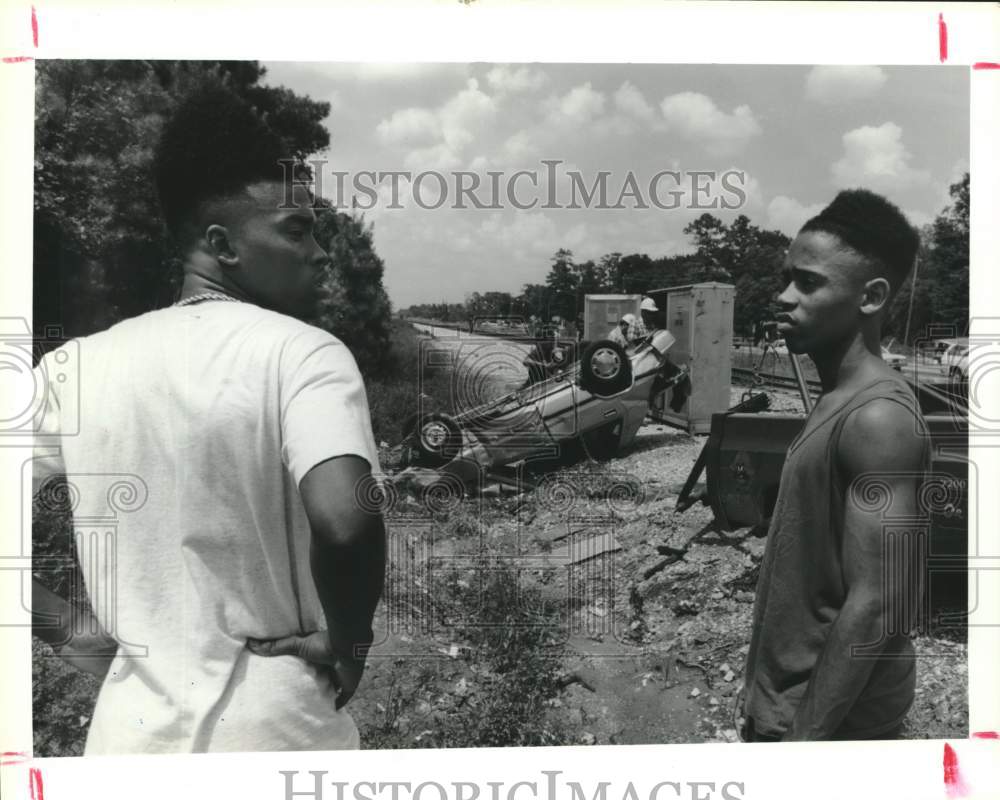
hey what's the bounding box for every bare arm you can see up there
[782,399,926,741]
[300,455,386,660]
[249,455,385,708]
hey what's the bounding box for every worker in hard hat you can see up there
[639,296,662,333]
[608,312,647,348]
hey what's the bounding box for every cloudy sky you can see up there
[261,63,968,309]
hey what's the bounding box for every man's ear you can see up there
[860,276,891,317]
[205,224,240,268]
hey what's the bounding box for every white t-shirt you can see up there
[32,301,380,754]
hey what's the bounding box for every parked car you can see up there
[941,341,969,381]
[400,331,688,484]
[881,346,907,370]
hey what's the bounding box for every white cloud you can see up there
[614,81,655,121]
[545,82,606,126]
[659,92,762,156]
[501,130,538,162]
[485,65,547,94]
[805,66,887,105]
[376,79,497,162]
[376,107,441,146]
[439,78,498,150]
[831,122,932,192]
[766,195,825,236]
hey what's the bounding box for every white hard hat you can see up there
[621,313,636,324]
[640,297,658,312]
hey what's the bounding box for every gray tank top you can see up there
[743,374,930,738]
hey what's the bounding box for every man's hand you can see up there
[247,631,365,710]
[56,629,119,679]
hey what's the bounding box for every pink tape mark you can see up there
[972,730,999,738]
[2,6,38,64]
[938,13,948,63]
[943,743,969,798]
[0,751,28,766]
[973,63,1000,70]
[29,767,45,800]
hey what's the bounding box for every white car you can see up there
[880,347,907,371]
[401,331,686,484]
[941,342,969,381]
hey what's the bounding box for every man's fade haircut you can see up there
[800,189,920,297]
[153,84,292,243]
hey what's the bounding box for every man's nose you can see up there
[311,244,332,270]
[775,282,795,309]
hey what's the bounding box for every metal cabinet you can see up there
[582,294,641,342]
[646,282,734,434]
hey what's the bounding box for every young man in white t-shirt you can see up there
[32,86,386,753]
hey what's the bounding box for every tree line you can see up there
[404,176,969,345]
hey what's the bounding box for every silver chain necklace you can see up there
[174,291,244,307]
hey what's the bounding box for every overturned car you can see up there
[400,331,689,487]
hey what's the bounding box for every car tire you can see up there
[579,339,632,397]
[403,412,463,467]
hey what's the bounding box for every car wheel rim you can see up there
[591,348,622,380]
[421,421,451,451]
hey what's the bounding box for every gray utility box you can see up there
[582,294,642,341]
[646,282,734,434]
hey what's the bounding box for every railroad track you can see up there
[731,366,821,393]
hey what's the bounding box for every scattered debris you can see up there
[673,599,701,616]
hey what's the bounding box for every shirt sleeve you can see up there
[279,333,380,487]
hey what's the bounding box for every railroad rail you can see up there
[731,366,821,393]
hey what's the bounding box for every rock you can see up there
[580,732,597,745]
[690,687,701,698]
[724,671,735,683]
[673,599,701,616]
[709,697,720,707]
[719,663,731,674]
[711,591,724,600]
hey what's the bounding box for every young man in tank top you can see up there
[741,189,929,742]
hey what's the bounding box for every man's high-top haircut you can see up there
[800,189,920,297]
[153,84,290,244]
